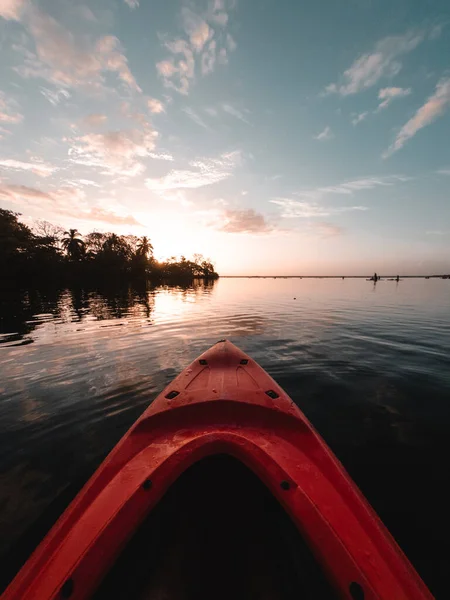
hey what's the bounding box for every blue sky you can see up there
[0,0,449,275]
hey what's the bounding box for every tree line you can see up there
[0,208,218,285]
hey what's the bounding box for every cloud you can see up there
[384,78,450,157]
[201,40,217,75]
[0,184,51,203]
[437,168,450,175]
[426,230,447,235]
[79,207,141,226]
[0,0,26,21]
[181,8,212,52]
[183,107,209,129]
[13,7,140,93]
[207,0,229,26]
[291,175,406,202]
[0,158,57,177]
[226,33,237,52]
[40,87,70,106]
[146,150,240,191]
[351,111,368,125]
[222,103,250,124]
[217,209,274,234]
[148,152,174,161]
[147,97,165,114]
[69,127,158,177]
[124,0,139,9]
[270,198,368,218]
[156,39,195,95]
[0,91,23,124]
[313,222,344,237]
[156,2,236,94]
[377,86,411,110]
[325,31,423,96]
[314,126,333,141]
[0,181,141,225]
[82,113,108,128]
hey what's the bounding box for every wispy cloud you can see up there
[82,113,108,128]
[376,86,411,110]
[201,40,217,75]
[384,78,450,157]
[351,111,368,125]
[146,150,241,191]
[437,168,450,175]
[0,91,23,124]
[222,103,250,124]
[78,207,141,225]
[181,8,213,52]
[147,97,165,114]
[217,208,274,234]
[12,6,140,93]
[324,30,423,96]
[204,107,218,117]
[124,0,139,9]
[270,198,368,218]
[0,181,141,225]
[0,158,57,177]
[156,1,236,95]
[183,107,210,129]
[314,126,333,141]
[156,39,195,95]
[69,127,158,177]
[292,175,407,202]
[0,0,26,21]
[426,230,447,235]
[40,87,70,106]
[313,222,344,237]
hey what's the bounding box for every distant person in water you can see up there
[396,275,400,282]
[373,272,378,282]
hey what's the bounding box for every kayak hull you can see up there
[3,340,433,600]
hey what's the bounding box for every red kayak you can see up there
[3,340,433,599]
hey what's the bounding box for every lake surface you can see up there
[1,277,449,597]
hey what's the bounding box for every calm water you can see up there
[1,277,449,596]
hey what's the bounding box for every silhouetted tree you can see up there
[62,229,85,260]
[0,208,219,285]
[137,236,153,257]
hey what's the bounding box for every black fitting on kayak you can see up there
[142,479,152,490]
[60,578,74,598]
[165,390,179,399]
[349,581,364,599]
[280,481,290,491]
[266,390,279,399]
[199,359,208,365]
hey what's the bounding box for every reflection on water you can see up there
[1,277,450,597]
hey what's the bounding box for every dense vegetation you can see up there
[0,208,218,286]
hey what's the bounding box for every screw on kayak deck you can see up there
[265,390,279,399]
[199,359,208,365]
[165,390,179,399]
[240,359,248,365]
[60,578,74,598]
[142,479,152,490]
[280,481,290,490]
[349,581,364,599]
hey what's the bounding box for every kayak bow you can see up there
[3,340,433,600]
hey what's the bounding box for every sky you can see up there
[0,0,449,276]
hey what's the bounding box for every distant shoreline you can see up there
[219,275,449,279]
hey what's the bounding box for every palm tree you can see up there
[62,229,85,260]
[136,236,153,257]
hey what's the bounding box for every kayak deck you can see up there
[3,340,433,600]
[94,454,336,600]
